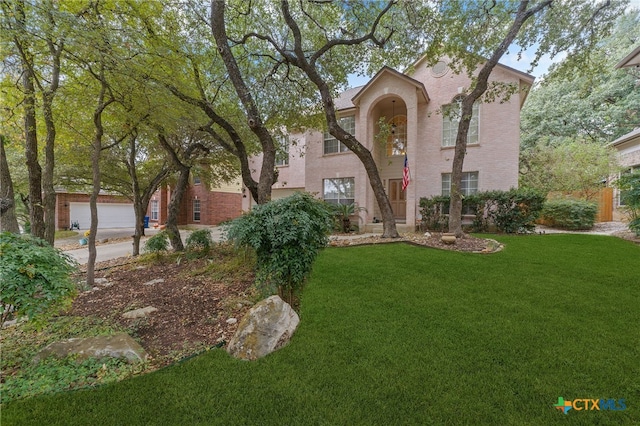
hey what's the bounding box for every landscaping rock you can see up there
[226,318,237,325]
[227,295,299,361]
[143,278,165,286]
[33,332,147,364]
[122,306,158,319]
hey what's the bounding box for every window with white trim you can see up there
[442,172,478,215]
[150,200,159,221]
[386,115,407,157]
[442,96,479,147]
[324,116,354,155]
[441,172,479,197]
[323,177,355,205]
[275,135,289,166]
[193,199,201,221]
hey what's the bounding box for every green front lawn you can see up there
[3,234,639,425]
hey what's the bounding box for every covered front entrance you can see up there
[388,179,406,220]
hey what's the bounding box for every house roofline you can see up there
[408,53,535,84]
[350,66,430,105]
[609,127,640,147]
[616,45,640,69]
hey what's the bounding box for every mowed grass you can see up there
[3,234,639,425]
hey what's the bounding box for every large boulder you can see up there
[227,295,299,360]
[33,332,147,364]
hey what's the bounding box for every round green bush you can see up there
[541,199,597,230]
[144,231,169,253]
[0,232,77,323]
[186,229,213,251]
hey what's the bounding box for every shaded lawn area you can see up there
[3,234,639,425]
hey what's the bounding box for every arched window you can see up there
[442,95,479,147]
[386,115,407,156]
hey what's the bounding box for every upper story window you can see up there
[275,135,289,166]
[442,95,479,148]
[324,116,354,155]
[386,115,407,157]
[193,175,201,185]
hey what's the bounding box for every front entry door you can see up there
[389,179,406,220]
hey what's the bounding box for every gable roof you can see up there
[609,127,640,148]
[616,45,640,69]
[350,66,429,107]
[409,53,535,85]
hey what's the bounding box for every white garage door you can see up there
[69,202,135,229]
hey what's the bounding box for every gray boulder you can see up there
[33,332,147,364]
[227,295,299,360]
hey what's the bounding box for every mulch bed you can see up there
[67,233,499,363]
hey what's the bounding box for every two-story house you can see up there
[244,57,535,230]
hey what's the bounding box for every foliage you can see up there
[420,189,544,234]
[520,11,640,149]
[186,229,214,252]
[616,170,640,235]
[332,203,367,233]
[0,232,77,323]
[144,231,169,255]
[520,140,619,199]
[3,236,640,424]
[225,192,333,299]
[541,199,598,230]
[1,355,138,404]
[483,189,545,234]
[419,196,453,232]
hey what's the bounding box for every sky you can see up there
[347,0,640,88]
[347,47,563,89]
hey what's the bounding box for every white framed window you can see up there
[193,175,201,185]
[386,115,407,157]
[323,177,355,205]
[441,172,478,197]
[193,199,201,221]
[324,116,354,155]
[275,135,289,166]
[150,200,159,221]
[442,96,479,147]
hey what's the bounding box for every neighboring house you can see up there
[147,176,242,227]
[56,192,135,230]
[243,57,534,229]
[611,45,640,221]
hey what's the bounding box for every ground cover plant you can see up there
[3,234,638,425]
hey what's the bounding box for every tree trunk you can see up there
[276,0,398,238]
[211,1,277,205]
[42,92,57,245]
[0,135,20,233]
[447,0,552,237]
[165,166,190,252]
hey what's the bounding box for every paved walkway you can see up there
[60,226,225,265]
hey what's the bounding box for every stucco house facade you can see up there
[244,57,535,229]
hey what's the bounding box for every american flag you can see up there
[402,153,410,191]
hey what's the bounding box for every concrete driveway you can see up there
[59,227,225,265]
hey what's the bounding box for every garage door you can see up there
[69,202,135,229]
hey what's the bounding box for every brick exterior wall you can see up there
[148,184,242,226]
[55,193,131,230]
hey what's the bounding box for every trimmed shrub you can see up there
[419,188,545,234]
[616,170,640,236]
[144,231,169,254]
[541,199,597,230]
[186,229,213,251]
[224,192,333,301]
[484,188,545,234]
[0,232,77,323]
